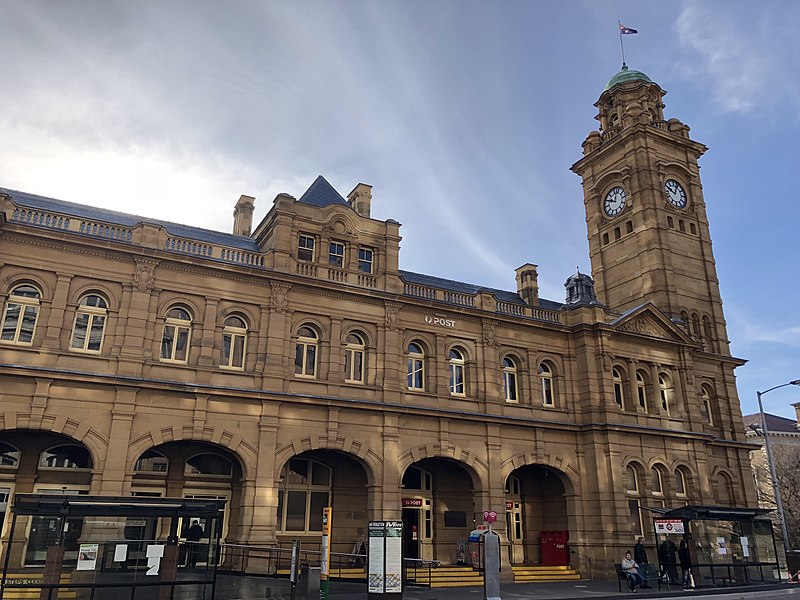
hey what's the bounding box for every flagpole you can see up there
[618,21,626,68]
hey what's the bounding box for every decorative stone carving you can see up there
[270,282,291,313]
[482,320,498,346]
[384,302,402,331]
[132,260,157,293]
[620,317,668,339]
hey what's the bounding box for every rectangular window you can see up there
[542,380,554,406]
[298,234,315,262]
[358,247,374,273]
[444,511,467,528]
[408,358,424,390]
[628,499,643,536]
[222,332,246,369]
[328,241,345,268]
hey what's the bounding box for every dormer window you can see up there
[298,234,315,262]
[358,247,374,273]
[328,241,345,268]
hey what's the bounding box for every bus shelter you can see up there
[650,505,779,588]
[1,494,225,600]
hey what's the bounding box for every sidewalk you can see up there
[215,574,800,599]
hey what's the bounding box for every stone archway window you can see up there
[502,356,519,403]
[539,362,555,406]
[1,283,42,345]
[613,367,626,409]
[625,463,644,537]
[448,347,466,396]
[344,332,366,384]
[71,293,108,353]
[295,325,319,378]
[134,449,169,473]
[161,305,192,363]
[0,443,20,468]
[658,373,673,415]
[407,342,425,391]
[675,467,688,498]
[636,371,649,412]
[221,314,248,370]
[39,445,92,469]
[277,458,331,532]
[185,453,233,477]
[650,466,667,507]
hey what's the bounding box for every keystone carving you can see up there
[132,260,157,293]
[270,282,292,314]
[482,320,498,346]
[384,302,402,331]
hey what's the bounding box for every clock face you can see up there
[665,179,687,208]
[603,186,627,217]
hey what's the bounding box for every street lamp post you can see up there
[756,379,800,558]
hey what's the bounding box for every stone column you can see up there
[100,387,138,494]
[42,272,73,349]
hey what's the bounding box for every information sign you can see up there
[368,520,403,596]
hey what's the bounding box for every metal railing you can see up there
[402,557,441,588]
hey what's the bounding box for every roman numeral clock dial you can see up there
[603,186,626,217]
[665,179,687,208]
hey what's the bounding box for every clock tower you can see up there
[571,65,730,355]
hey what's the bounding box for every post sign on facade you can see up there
[401,497,423,507]
[483,511,497,523]
[320,507,333,600]
[368,521,402,597]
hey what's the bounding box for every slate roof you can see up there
[399,270,563,310]
[297,175,350,208]
[1,187,261,252]
[743,413,800,434]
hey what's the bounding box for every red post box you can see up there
[540,530,569,565]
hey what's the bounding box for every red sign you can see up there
[483,511,497,523]
[402,498,423,507]
[505,501,514,510]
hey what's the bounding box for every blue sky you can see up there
[1,1,798,418]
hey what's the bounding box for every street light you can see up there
[756,379,800,558]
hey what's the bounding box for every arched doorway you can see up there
[401,458,479,563]
[504,465,569,565]
[275,450,370,555]
[0,431,94,567]
[131,441,244,566]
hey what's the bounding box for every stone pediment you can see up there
[609,304,692,343]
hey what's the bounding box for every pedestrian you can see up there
[633,537,651,588]
[621,551,644,592]
[186,519,205,567]
[660,538,678,584]
[678,539,693,589]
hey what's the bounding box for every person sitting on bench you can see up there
[622,551,644,591]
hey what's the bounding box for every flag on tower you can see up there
[619,23,638,35]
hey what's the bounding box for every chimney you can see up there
[233,195,255,236]
[347,183,372,218]
[515,263,539,305]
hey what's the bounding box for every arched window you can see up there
[503,357,518,403]
[625,464,644,536]
[295,325,319,377]
[277,458,331,532]
[221,314,247,369]
[134,449,168,473]
[185,453,232,477]
[700,385,715,425]
[715,472,734,505]
[344,332,365,384]
[658,373,673,415]
[539,362,554,406]
[161,306,192,363]
[636,371,649,411]
[448,348,466,396]
[1,284,41,345]
[0,442,20,468]
[702,316,715,352]
[71,293,108,353]
[39,445,92,469]
[613,367,626,409]
[407,342,425,390]
[675,467,688,498]
[651,466,664,495]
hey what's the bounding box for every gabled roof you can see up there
[297,175,349,208]
[743,412,799,434]
[1,187,261,252]
[607,303,693,343]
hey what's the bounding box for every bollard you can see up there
[483,530,501,600]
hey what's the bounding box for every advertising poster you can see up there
[77,544,99,571]
[654,519,685,534]
[368,521,385,594]
[385,521,403,593]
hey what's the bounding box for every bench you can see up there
[615,563,670,592]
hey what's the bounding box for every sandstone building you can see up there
[0,66,758,576]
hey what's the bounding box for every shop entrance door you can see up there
[402,508,419,559]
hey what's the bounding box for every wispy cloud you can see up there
[675,2,800,115]
[727,306,800,348]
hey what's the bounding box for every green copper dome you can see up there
[604,64,652,91]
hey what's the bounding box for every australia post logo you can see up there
[424,315,456,328]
